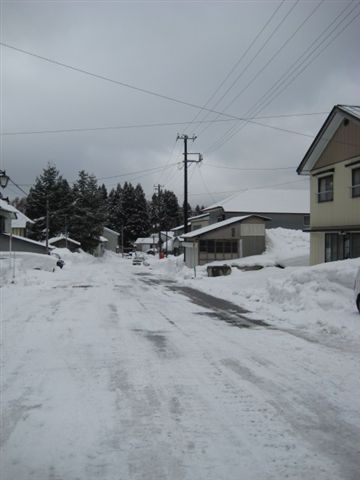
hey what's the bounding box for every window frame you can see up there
[317,174,334,203]
[351,167,360,198]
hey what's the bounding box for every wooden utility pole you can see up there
[45,196,49,254]
[176,134,202,235]
[154,184,163,259]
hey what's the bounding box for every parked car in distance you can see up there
[355,267,360,314]
[132,253,144,265]
[145,249,156,255]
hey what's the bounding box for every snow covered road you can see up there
[1,254,360,480]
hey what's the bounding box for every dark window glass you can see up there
[304,215,310,227]
[352,167,360,198]
[325,233,343,262]
[224,241,231,253]
[232,241,238,253]
[208,240,215,253]
[318,175,333,202]
[351,233,360,258]
[231,227,236,238]
[216,241,223,253]
[199,240,207,252]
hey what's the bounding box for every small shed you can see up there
[181,215,270,268]
[48,234,81,252]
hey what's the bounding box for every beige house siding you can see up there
[310,232,325,265]
[310,159,360,228]
[313,120,360,170]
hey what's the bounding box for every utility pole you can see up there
[45,196,49,254]
[154,184,163,259]
[176,134,202,235]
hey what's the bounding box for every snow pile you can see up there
[265,228,310,266]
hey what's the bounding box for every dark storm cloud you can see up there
[1,0,359,205]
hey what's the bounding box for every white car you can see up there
[355,267,360,314]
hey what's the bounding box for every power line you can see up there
[198,0,323,138]
[9,177,29,196]
[0,111,329,137]
[206,163,294,171]
[196,0,300,133]
[183,0,285,132]
[206,1,360,154]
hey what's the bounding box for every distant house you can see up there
[181,215,270,268]
[134,235,159,252]
[202,189,309,230]
[11,210,34,237]
[48,234,81,252]
[0,200,50,254]
[103,227,120,253]
[297,105,360,264]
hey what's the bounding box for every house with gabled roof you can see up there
[202,188,309,230]
[181,215,270,268]
[297,105,360,264]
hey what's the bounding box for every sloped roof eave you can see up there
[297,105,360,175]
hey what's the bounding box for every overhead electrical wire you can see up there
[198,0,323,138]
[182,0,286,132]
[0,111,329,137]
[195,0,301,134]
[205,1,360,154]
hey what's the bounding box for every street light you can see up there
[0,170,9,189]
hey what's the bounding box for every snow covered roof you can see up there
[134,236,158,244]
[189,213,209,221]
[182,215,270,239]
[3,233,55,249]
[171,223,190,232]
[0,199,18,218]
[49,234,81,246]
[204,189,309,214]
[11,210,34,229]
[99,236,108,243]
[297,104,360,175]
[103,227,120,236]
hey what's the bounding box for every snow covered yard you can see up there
[1,245,360,480]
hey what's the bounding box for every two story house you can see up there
[297,105,360,264]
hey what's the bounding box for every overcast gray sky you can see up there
[1,0,359,207]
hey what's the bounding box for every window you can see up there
[318,175,333,202]
[224,241,231,253]
[325,233,340,262]
[352,167,360,198]
[232,241,238,254]
[207,240,215,253]
[216,241,223,254]
[303,215,310,227]
[199,240,207,252]
[231,227,236,238]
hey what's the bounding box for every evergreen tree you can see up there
[69,171,107,252]
[98,184,108,201]
[25,164,72,240]
[150,189,181,232]
[107,184,124,232]
[120,182,150,246]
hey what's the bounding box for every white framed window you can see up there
[317,175,333,202]
[351,167,360,198]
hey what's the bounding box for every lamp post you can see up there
[0,170,9,189]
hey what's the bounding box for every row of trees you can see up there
[14,164,204,253]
